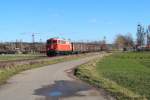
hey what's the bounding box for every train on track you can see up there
[46,38,106,56]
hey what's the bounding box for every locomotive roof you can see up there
[47,38,69,42]
[48,38,62,40]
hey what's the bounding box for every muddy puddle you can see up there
[34,80,92,100]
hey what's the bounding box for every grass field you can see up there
[0,54,46,61]
[75,52,150,100]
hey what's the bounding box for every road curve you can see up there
[0,53,114,100]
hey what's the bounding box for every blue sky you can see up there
[0,0,150,43]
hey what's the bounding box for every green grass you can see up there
[0,54,88,85]
[0,54,46,61]
[75,52,150,100]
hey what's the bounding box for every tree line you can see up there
[115,24,150,51]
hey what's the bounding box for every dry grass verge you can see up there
[0,53,91,85]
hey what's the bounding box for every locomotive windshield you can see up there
[47,40,52,45]
[47,39,57,45]
[53,40,57,44]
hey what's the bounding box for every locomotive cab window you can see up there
[47,40,52,45]
[53,40,57,44]
[58,40,61,44]
[47,39,57,44]
[60,40,66,44]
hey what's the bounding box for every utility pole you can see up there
[20,39,23,52]
[32,33,35,53]
[31,32,40,53]
[32,33,35,44]
[101,36,106,51]
[21,32,42,53]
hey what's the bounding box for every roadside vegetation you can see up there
[75,52,150,100]
[0,54,46,61]
[0,53,90,85]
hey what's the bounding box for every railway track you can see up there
[0,52,103,69]
[0,55,70,69]
[0,57,46,63]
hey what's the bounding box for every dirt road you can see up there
[0,53,114,100]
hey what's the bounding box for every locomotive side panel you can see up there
[56,40,72,51]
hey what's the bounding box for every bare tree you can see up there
[137,24,146,46]
[125,33,134,48]
[115,33,134,50]
[115,34,126,49]
[146,25,150,46]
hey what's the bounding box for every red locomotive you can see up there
[46,38,104,56]
[46,38,73,56]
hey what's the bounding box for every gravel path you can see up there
[0,53,114,100]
